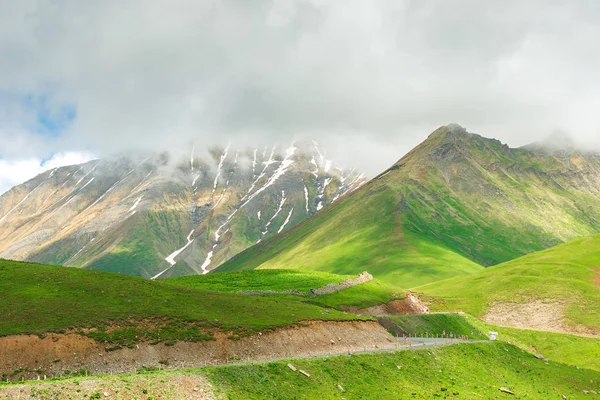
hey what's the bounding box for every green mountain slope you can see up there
[217,124,600,287]
[0,259,360,338]
[416,233,600,335]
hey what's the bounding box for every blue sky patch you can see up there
[20,93,77,137]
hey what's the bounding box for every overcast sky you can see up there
[1,0,600,194]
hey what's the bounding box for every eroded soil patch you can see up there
[352,293,430,316]
[0,320,395,381]
[484,300,598,337]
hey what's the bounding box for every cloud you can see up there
[1,0,600,189]
[0,152,95,195]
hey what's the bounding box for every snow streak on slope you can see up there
[309,157,319,178]
[241,144,296,208]
[190,145,195,172]
[257,191,287,243]
[75,164,98,186]
[243,146,275,201]
[316,177,331,212]
[82,178,122,213]
[213,151,238,209]
[212,146,230,196]
[278,208,294,234]
[128,196,143,212]
[119,171,153,201]
[152,230,195,279]
[304,185,310,214]
[0,181,45,224]
[200,250,213,274]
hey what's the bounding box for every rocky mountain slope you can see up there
[0,142,364,278]
[217,124,600,287]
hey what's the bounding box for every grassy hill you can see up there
[206,342,600,399]
[166,269,351,293]
[416,233,600,335]
[0,260,362,341]
[165,269,405,310]
[217,125,600,288]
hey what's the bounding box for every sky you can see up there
[1,0,600,194]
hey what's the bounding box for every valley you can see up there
[1,126,600,399]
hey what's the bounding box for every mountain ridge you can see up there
[0,142,365,278]
[217,125,600,287]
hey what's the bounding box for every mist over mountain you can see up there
[219,125,600,287]
[0,141,364,278]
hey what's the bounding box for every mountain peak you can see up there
[427,123,470,140]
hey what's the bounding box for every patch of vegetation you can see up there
[385,313,487,340]
[85,319,216,347]
[205,342,600,399]
[460,316,600,372]
[166,269,350,293]
[416,233,600,331]
[307,280,404,309]
[167,270,404,311]
[0,260,364,338]
[217,186,483,288]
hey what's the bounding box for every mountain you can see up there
[416,233,600,336]
[217,124,600,287]
[0,142,365,278]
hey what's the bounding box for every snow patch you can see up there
[0,181,45,223]
[277,208,294,233]
[128,195,144,212]
[257,190,287,243]
[153,230,195,279]
[304,185,310,214]
[190,145,195,171]
[212,145,230,194]
[242,144,296,208]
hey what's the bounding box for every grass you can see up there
[217,184,484,288]
[462,315,600,372]
[385,313,487,340]
[0,260,364,340]
[306,279,404,309]
[166,269,405,311]
[415,233,600,331]
[165,269,351,293]
[217,126,600,288]
[205,342,600,399]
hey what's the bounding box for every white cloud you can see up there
[1,0,600,188]
[0,152,95,195]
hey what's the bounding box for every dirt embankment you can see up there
[0,320,395,381]
[483,300,599,337]
[351,293,430,316]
